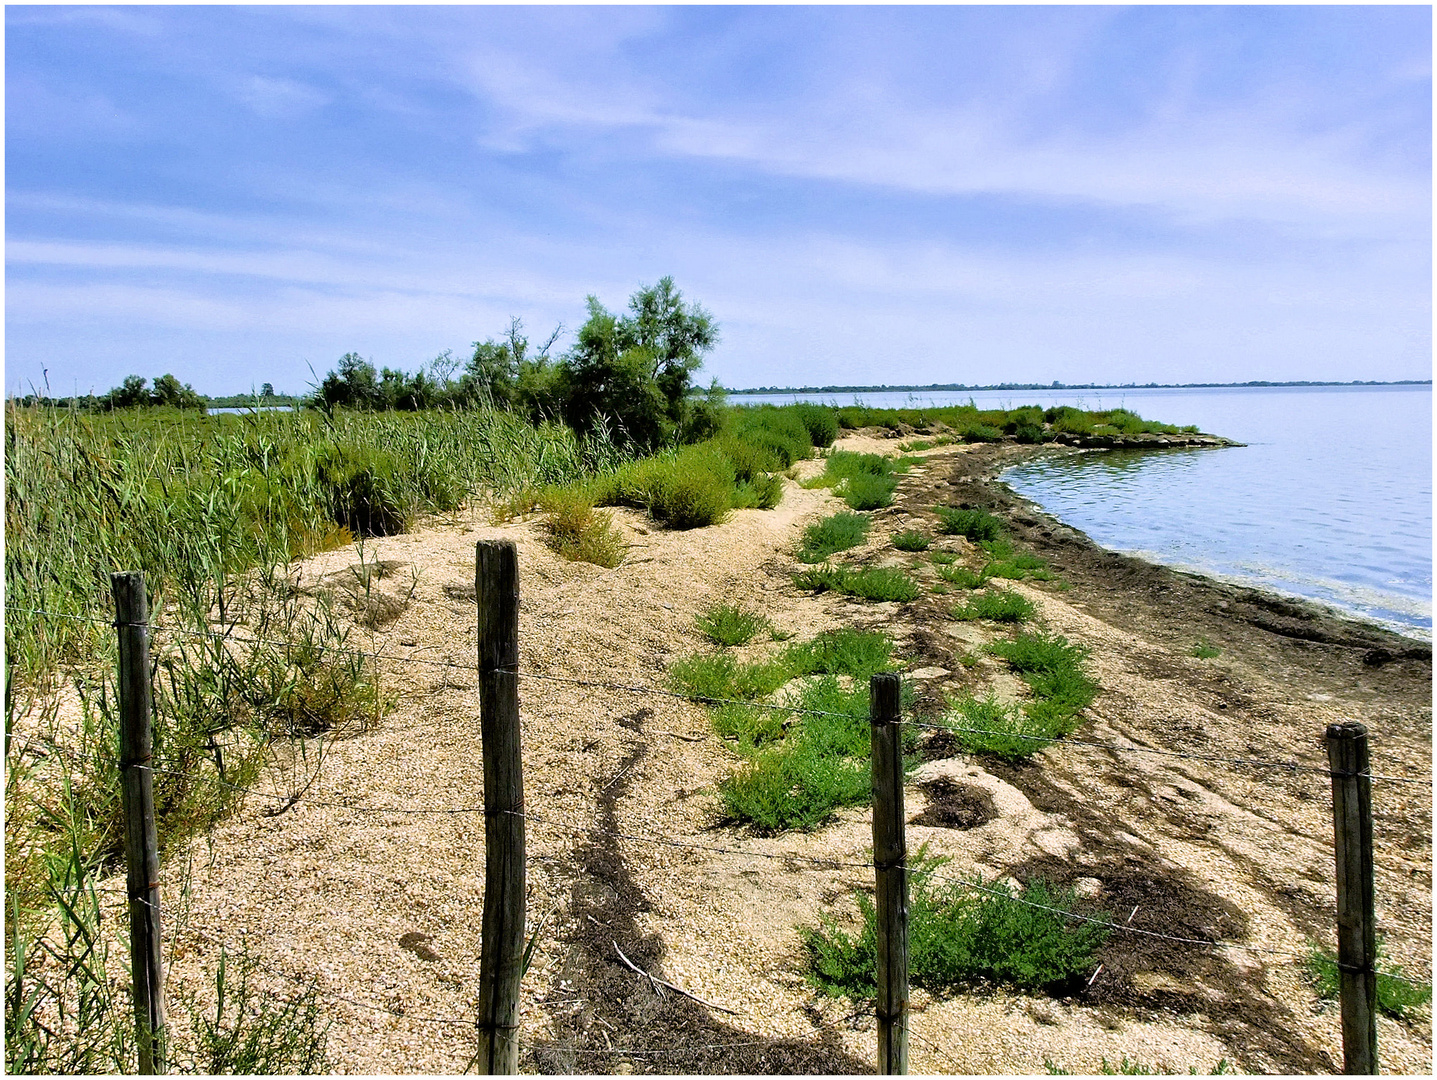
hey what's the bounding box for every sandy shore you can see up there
[83,431,1431,1074]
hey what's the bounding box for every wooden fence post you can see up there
[112,571,166,1074]
[476,542,525,1074]
[1325,721,1377,1075]
[870,672,908,1075]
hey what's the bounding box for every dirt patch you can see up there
[911,776,998,829]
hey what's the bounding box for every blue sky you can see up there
[5,4,1431,397]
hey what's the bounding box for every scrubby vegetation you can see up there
[803,850,1109,997]
[952,588,1036,623]
[696,603,771,647]
[798,512,871,563]
[1304,941,1431,1020]
[795,566,922,603]
[891,529,931,552]
[940,632,1099,759]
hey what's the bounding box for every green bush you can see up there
[984,552,1054,581]
[792,402,840,448]
[784,629,896,679]
[711,702,785,753]
[937,564,989,589]
[732,472,784,510]
[719,740,870,833]
[795,566,920,603]
[667,652,790,702]
[934,506,1005,543]
[987,631,1098,730]
[943,693,1059,758]
[539,487,625,568]
[803,851,1109,997]
[891,530,931,552]
[696,603,770,646]
[952,589,1035,622]
[843,472,899,510]
[798,511,870,562]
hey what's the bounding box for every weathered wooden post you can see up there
[113,571,167,1074]
[870,672,909,1074]
[1326,721,1377,1075]
[476,542,525,1074]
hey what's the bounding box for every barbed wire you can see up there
[15,605,1434,786]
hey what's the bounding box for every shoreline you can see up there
[974,440,1431,652]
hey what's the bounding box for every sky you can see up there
[5,4,1432,397]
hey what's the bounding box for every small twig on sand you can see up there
[611,942,740,1015]
[655,729,706,742]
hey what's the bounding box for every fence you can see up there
[9,544,1433,1075]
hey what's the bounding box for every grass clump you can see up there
[935,506,1005,542]
[1305,941,1432,1019]
[806,451,903,510]
[795,566,921,603]
[538,487,624,567]
[798,511,870,563]
[784,628,896,680]
[719,741,870,832]
[891,529,931,552]
[667,652,790,703]
[952,588,1035,623]
[942,693,1060,758]
[984,552,1054,581]
[696,603,770,647]
[928,550,958,565]
[1191,639,1221,659]
[987,631,1099,734]
[803,851,1109,997]
[937,564,988,589]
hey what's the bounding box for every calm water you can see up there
[741,385,1432,639]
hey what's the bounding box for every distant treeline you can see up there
[730,379,1432,394]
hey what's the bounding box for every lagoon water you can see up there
[740,384,1432,640]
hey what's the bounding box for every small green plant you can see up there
[803,851,1109,997]
[843,471,899,510]
[798,511,870,563]
[1191,639,1221,659]
[891,530,931,552]
[952,589,1035,623]
[984,552,1054,581]
[988,631,1098,729]
[711,702,785,753]
[795,566,921,603]
[784,629,896,679]
[934,506,1005,542]
[696,603,770,647]
[937,564,988,589]
[667,653,790,703]
[1045,1057,1234,1075]
[1305,942,1432,1019]
[719,741,870,832]
[942,693,1058,758]
[928,550,957,565]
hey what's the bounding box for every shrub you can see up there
[843,472,899,510]
[937,564,988,589]
[952,589,1035,622]
[934,506,1005,543]
[539,488,624,568]
[732,472,784,510]
[792,402,840,448]
[988,631,1098,729]
[798,512,870,563]
[795,566,920,603]
[784,629,895,679]
[928,550,958,565]
[984,552,1054,581]
[943,693,1058,758]
[892,530,931,552]
[719,741,870,833]
[711,702,785,753]
[651,443,735,528]
[803,851,1109,997]
[696,603,770,647]
[667,652,790,702]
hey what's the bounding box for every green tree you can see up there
[561,277,719,448]
[150,373,206,410]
